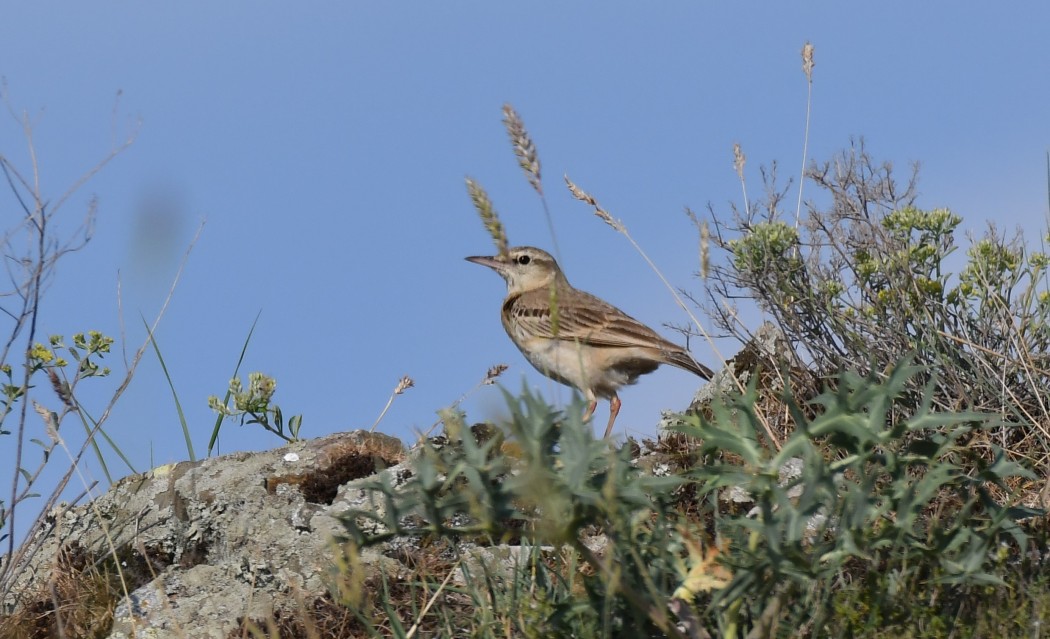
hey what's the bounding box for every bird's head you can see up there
[465,246,567,296]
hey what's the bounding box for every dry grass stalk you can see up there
[733,142,749,216]
[419,364,508,440]
[562,176,757,443]
[796,41,815,227]
[465,177,509,257]
[684,207,710,280]
[564,176,624,233]
[500,104,560,260]
[501,104,542,196]
[404,559,461,639]
[700,220,710,280]
[1,106,198,607]
[733,142,746,180]
[0,542,119,639]
[369,375,415,433]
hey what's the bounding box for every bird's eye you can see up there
[517,255,531,265]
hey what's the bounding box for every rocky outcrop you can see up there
[2,329,795,638]
[3,431,407,638]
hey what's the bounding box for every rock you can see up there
[3,430,406,638]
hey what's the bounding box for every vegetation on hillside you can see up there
[333,112,1050,637]
[3,59,1049,637]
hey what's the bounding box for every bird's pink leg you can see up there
[603,394,621,438]
[583,399,598,422]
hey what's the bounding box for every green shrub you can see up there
[337,359,1039,638]
[676,358,1039,636]
[339,386,693,637]
[703,140,1050,471]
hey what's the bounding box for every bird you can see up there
[466,246,712,438]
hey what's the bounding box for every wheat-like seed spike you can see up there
[684,206,707,278]
[564,175,624,233]
[33,400,60,444]
[564,176,594,205]
[465,177,509,257]
[801,42,815,82]
[684,206,699,229]
[733,142,746,180]
[48,368,74,408]
[502,104,543,196]
[483,364,508,385]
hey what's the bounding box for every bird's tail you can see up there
[665,351,714,379]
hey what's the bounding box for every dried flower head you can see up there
[483,364,508,385]
[733,142,746,180]
[564,175,624,233]
[394,375,414,395]
[801,42,815,82]
[465,177,509,257]
[369,375,415,432]
[502,103,543,196]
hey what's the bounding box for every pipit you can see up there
[466,246,712,438]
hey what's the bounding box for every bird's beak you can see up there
[465,255,505,272]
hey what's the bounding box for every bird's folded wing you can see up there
[511,288,678,350]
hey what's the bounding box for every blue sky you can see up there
[1,3,1048,534]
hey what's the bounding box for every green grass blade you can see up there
[207,310,261,456]
[142,315,195,462]
[74,403,136,481]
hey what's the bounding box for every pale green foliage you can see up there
[728,221,802,274]
[208,372,303,441]
[1,330,117,543]
[337,361,1037,637]
[340,386,691,637]
[704,141,1050,469]
[675,360,1037,635]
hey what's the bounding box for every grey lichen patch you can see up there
[5,430,412,638]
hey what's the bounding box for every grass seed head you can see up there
[733,142,746,180]
[484,364,508,385]
[394,375,414,395]
[465,177,509,257]
[802,42,815,82]
[502,103,543,196]
[564,175,624,233]
[701,220,710,279]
